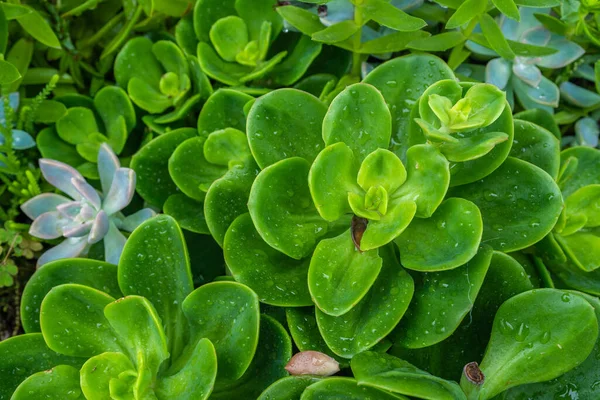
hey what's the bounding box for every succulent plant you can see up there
[20,143,155,266]
[465,8,585,112]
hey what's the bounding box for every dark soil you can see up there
[0,260,35,340]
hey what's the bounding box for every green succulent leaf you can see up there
[21,259,121,333]
[80,352,136,400]
[323,83,392,161]
[163,194,210,234]
[225,213,312,306]
[360,198,417,251]
[258,376,320,400]
[247,89,326,169]
[392,245,493,348]
[210,16,249,62]
[559,147,600,198]
[448,157,563,252]
[249,157,329,259]
[465,289,598,400]
[312,21,360,44]
[198,88,254,135]
[0,334,84,399]
[439,132,509,162]
[131,128,197,208]
[510,119,560,180]
[445,0,487,30]
[359,0,427,31]
[395,198,483,272]
[301,377,403,399]
[309,142,361,222]
[316,245,414,358]
[119,215,193,362]
[352,352,466,400]
[40,284,121,357]
[56,107,99,146]
[11,365,82,400]
[182,281,259,382]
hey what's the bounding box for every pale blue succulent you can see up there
[21,143,156,266]
[465,8,585,113]
[0,92,35,168]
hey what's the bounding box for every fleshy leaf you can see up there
[39,158,85,200]
[81,352,135,400]
[11,365,82,400]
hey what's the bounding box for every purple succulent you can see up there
[21,143,155,266]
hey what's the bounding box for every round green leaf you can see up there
[391,245,493,349]
[21,258,121,333]
[559,147,600,198]
[395,198,483,272]
[393,144,450,218]
[471,289,598,400]
[40,284,122,357]
[56,107,99,146]
[322,83,392,161]
[448,157,563,252]
[156,338,217,400]
[249,157,329,260]
[94,86,136,154]
[363,53,455,160]
[193,0,237,43]
[247,89,326,169]
[258,376,320,400]
[301,377,403,400]
[360,198,417,251]
[308,142,360,222]
[210,314,291,400]
[169,136,226,201]
[316,245,414,358]
[351,352,466,400]
[0,333,84,400]
[357,148,407,194]
[131,128,197,208]
[198,88,254,135]
[224,213,312,306]
[81,352,135,400]
[182,281,259,382]
[309,230,383,317]
[37,127,86,167]
[114,36,164,89]
[510,119,560,180]
[118,215,194,362]
[11,365,82,400]
[210,16,249,62]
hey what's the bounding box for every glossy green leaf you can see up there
[258,376,320,400]
[510,119,560,180]
[439,132,509,162]
[56,107,99,146]
[40,284,121,357]
[119,215,193,362]
[235,0,283,42]
[395,198,483,272]
[80,352,135,400]
[268,35,323,87]
[363,54,454,160]
[131,128,197,208]
[555,231,600,272]
[352,352,466,400]
[210,16,249,62]
[565,185,600,228]
[360,198,417,250]
[211,315,291,400]
[15,7,60,48]
[114,36,164,91]
[247,89,326,169]
[5,38,33,93]
[309,229,383,316]
[449,157,562,252]
[0,334,84,400]
[21,259,121,333]
[393,144,450,218]
[312,21,360,44]
[392,245,492,348]
[104,296,169,376]
[408,32,467,51]
[559,147,600,198]
[513,109,560,139]
[0,59,20,84]
[182,281,259,382]
[466,289,598,400]
[276,6,326,36]
[309,143,360,222]
[193,0,237,43]
[11,365,82,400]
[492,0,519,20]
[225,213,312,306]
[316,245,414,358]
[323,83,392,161]
[94,86,135,154]
[198,88,254,135]
[301,377,403,399]
[197,42,253,86]
[156,338,217,400]
[249,157,329,259]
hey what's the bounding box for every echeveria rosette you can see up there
[21,143,155,266]
[37,86,136,180]
[1,215,282,400]
[115,37,212,117]
[0,92,36,168]
[467,8,584,112]
[194,0,322,87]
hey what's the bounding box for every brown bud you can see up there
[464,361,485,385]
[285,351,340,376]
[351,215,368,251]
[317,5,328,17]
